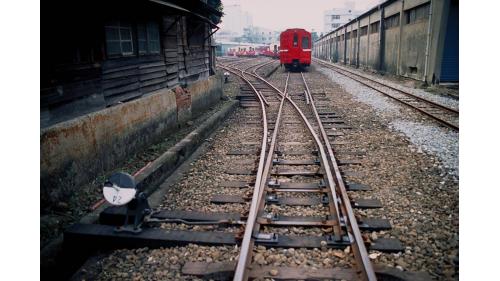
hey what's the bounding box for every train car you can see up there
[227,48,237,56]
[236,46,247,57]
[236,45,256,57]
[269,42,279,58]
[256,46,269,56]
[279,28,311,69]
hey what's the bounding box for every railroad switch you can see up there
[321,194,330,204]
[102,172,151,234]
[254,232,279,244]
[265,193,279,204]
[319,179,326,188]
[267,179,280,187]
[262,212,279,222]
[325,234,352,246]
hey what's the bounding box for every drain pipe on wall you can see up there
[423,0,433,84]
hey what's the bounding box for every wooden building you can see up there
[41,0,222,127]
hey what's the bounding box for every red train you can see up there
[236,46,257,57]
[279,28,311,70]
[257,43,279,58]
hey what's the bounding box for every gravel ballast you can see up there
[316,65,459,181]
[74,59,458,280]
[307,64,459,279]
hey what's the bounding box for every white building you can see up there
[323,2,361,34]
[219,4,253,36]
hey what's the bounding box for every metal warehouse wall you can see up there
[313,0,458,84]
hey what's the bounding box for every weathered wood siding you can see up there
[42,13,215,128]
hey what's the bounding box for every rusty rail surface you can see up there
[313,58,459,131]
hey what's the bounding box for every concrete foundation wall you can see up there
[339,40,345,64]
[383,28,400,73]
[400,20,428,80]
[368,32,380,69]
[350,36,357,65]
[40,74,223,206]
[359,36,368,66]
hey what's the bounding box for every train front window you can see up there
[293,34,298,47]
[302,36,310,49]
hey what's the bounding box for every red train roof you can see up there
[281,28,311,34]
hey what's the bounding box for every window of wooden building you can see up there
[384,13,400,29]
[105,21,161,58]
[138,22,160,55]
[105,21,134,57]
[405,3,430,24]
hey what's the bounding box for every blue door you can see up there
[440,1,459,82]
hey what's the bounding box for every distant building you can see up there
[242,26,280,44]
[214,30,240,42]
[323,6,360,34]
[219,4,252,36]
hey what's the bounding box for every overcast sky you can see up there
[221,0,382,33]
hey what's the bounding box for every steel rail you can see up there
[228,62,376,280]
[249,64,375,280]
[301,72,377,281]
[241,60,278,107]
[247,67,344,241]
[313,58,458,114]
[314,59,459,131]
[233,72,290,281]
[218,64,270,281]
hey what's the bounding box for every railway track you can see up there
[313,58,459,131]
[67,57,408,281]
[215,60,402,280]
